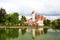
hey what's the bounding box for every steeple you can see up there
[32,10,34,14]
[32,10,35,22]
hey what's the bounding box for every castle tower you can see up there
[32,10,35,22]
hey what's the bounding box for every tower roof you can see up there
[32,10,35,14]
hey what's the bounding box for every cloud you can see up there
[0,0,60,20]
[44,16,59,20]
[0,0,60,13]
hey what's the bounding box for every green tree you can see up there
[5,12,19,26]
[0,8,6,25]
[44,19,51,26]
[52,19,60,29]
[52,20,58,26]
[20,16,26,26]
[12,12,19,25]
[5,14,10,25]
[57,19,60,26]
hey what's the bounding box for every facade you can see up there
[35,14,46,26]
[26,10,46,26]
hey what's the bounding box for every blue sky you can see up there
[0,0,60,20]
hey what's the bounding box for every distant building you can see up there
[26,10,46,26]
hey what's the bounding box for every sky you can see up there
[0,0,60,20]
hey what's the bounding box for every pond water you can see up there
[0,28,60,40]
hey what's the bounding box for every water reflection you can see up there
[6,28,19,38]
[35,28,48,36]
[20,28,48,40]
[21,28,27,35]
[0,28,6,40]
[44,28,48,34]
[0,28,60,40]
[0,28,19,40]
[32,28,48,40]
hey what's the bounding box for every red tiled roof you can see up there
[35,15,46,20]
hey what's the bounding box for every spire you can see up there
[32,10,34,14]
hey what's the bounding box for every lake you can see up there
[0,28,60,40]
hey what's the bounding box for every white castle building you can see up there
[26,10,46,26]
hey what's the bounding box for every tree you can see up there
[57,19,60,26]
[5,14,10,25]
[44,19,51,26]
[12,12,19,25]
[5,12,19,26]
[0,8,6,25]
[20,16,26,26]
[52,20,58,26]
[52,19,60,29]
[0,8,6,14]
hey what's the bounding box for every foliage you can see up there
[44,19,51,26]
[52,19,60,28]
[0,8,6,25]
[20,16,26,26]
[5,12,19,25]
[12,12,19,25]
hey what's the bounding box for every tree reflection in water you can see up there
[0,28,6,40]
[0,28,48,40]
[0,28,19,40]
[44,28,48,34]
[21,28,27,35]
[6,28,19,38]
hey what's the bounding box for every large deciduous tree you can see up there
[44,19,51,26]
[0,8,6,25]
[20,16,26,26]
[52,19,60,28]
[12,12,19,25]
[5,12,19,25]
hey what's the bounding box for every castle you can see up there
[26,10,46,26]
